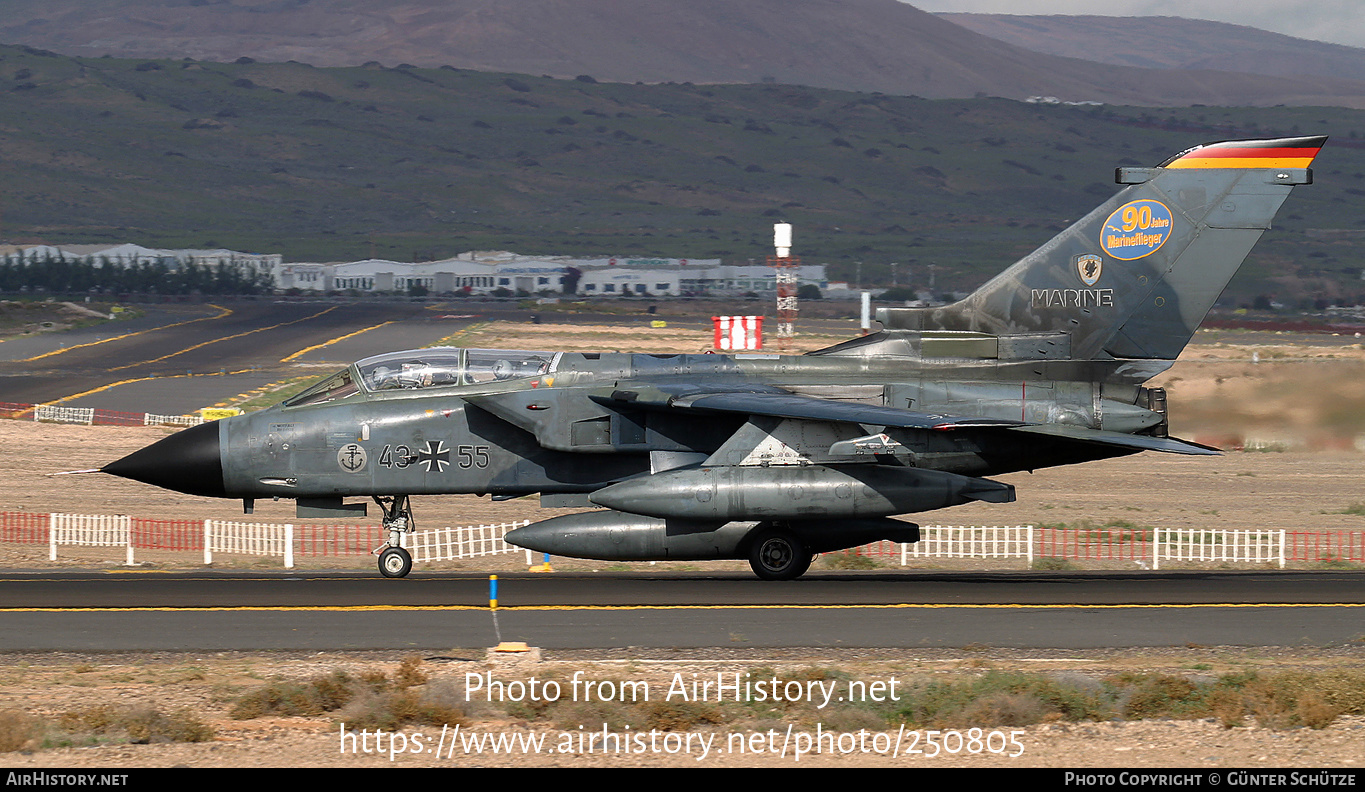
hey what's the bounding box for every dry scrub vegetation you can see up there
[3,652,1364,767]
[215,661,1363,733]
[0,706,213,753]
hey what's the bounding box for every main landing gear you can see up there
[747,524,812,581]
[373,495,414,578]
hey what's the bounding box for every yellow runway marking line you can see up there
[44,367,260,406]
[429,321,491,348]
[104,569,176,574]
[45,375,164,405]
[209,377,300,411]
[281,320,394,363]
[0,602,1358,613]
[108,305,340,372]
[19,305,233,363]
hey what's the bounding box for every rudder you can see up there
[879,136,1325,361]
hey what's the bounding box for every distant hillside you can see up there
[3,0,1365,107]
[1,45,1363,307]
[941,13,1365,84]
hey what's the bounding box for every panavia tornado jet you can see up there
[102,136,1325,579]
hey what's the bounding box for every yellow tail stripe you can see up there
[1166,156,1317,169]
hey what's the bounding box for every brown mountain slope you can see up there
[941,13,1365,83]
[2,0,1365,107]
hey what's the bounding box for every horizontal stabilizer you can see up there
[1007,424,1220,455]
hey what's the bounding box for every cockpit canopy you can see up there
[284,347,558,408]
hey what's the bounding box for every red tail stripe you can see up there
[1181,146,1320,159]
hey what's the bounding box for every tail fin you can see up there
[878,136,1325,360]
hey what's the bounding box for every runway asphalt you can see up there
[1,569,1360,651]
[0,299,744,414]
[0,301,499,413]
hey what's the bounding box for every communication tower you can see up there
[769,222,799,351]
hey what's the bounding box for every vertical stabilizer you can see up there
[878,136,1325,360]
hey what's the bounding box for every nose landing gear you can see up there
[373,495,415,578]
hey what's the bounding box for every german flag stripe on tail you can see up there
[1162,135,1327,169]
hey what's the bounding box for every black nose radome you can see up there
[102,420,226,498]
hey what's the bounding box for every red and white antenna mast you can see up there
[769,222,798,352]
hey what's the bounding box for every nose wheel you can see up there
[379,546,413,578]
[373,494,416,578]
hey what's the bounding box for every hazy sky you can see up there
[916,1,1365,49]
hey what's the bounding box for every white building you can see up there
[491,259,569,294]
[579,267,681,296]
[6,243,832,298]
[183,249,282,279]
[283,257,504,293]
[276,251,826,297]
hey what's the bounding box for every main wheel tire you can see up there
[379,546,413,578]
[747,528,812,581]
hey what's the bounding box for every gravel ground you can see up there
[2,648,1363,768]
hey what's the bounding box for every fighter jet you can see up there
[102,136,1325,579]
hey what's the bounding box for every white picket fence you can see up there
[144,413,204,427]
[1153,529,1284,570]
[49,513,133,565]
[17,403,204,427]
[40,516,1293,570]
[848,525,1291,569]
[45,515,528,568]
[34,406,94,425]
[205,520,294,568]
[903,525,1034,564]
[408,521,529,563]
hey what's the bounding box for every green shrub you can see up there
[1118,674,1207,720]
[0,710,40,752]
[896,671,1111,727]
[820,550,882,570]
[58,705,213,744]
[233,663,465,730]
[644,700,725,731]
[336,687,467,731]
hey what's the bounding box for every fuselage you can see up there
[102,342,1164,505]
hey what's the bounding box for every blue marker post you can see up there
[490,575,502,644]
[487,574,533,656]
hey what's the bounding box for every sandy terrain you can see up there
[1,648,1363,768]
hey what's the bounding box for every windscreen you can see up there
[284,369,359,407]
